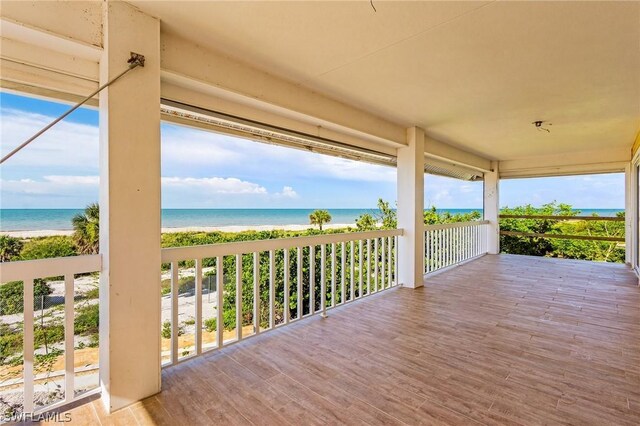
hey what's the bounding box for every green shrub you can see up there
[34,323,65,349]
[0,280,53,315]
[162,320,172,339]
[161,320,185,339]
[0,236,23,262]
[204,318,217,333]
[0,323,22,362]
[20,236,76,260]
[74,303,99,335]
[160,276,195,295]
[223,309,236,331]
[83,287,99,299]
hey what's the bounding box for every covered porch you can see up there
[1,1,639,424]
[57,255,639,425]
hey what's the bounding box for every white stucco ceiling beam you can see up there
[160,32,407,147]
[424,136,492,172]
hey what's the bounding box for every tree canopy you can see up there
[309,210,332,231]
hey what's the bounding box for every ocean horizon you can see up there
[0,208,625,232]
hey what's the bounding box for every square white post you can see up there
[99,1,161,412]
[484,161,500,254]
[397,127,425,288]
[624,162,635,266]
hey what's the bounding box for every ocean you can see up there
[0,208,625,232]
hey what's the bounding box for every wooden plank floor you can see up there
[44,255,640,425]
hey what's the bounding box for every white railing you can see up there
[424,221,489,274]
[0,255,102,417]
[159,229,402,366]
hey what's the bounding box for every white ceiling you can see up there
[130,0,640,161]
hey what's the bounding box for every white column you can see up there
[397,127,425,288]
[624,162,635,266]
[99,1,161,412]
[484,161,500,254]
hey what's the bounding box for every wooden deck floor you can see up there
[49,255,639,425]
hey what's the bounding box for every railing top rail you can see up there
[499,230,624,243]
[161,228,403,262]
[424,220,489,231]
[0,254,102,282]
[499,214,624,222]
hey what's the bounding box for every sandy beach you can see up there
[0,223,354,238]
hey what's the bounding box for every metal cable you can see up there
[0,52,145,165]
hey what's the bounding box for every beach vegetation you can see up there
[19,236,76,261]
[0,280,53,315]
[499,202,624,263]
[0,236,23,262]
[74,303,99,335]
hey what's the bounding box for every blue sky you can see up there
[0,92,624,209]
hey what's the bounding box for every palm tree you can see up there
[309,210,332,231]
[72,203,100,255]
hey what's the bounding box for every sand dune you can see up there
[1,223,354,238]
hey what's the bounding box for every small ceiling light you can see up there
[532,120,552,133]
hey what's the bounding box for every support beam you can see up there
[160,33,406,146]
[424,135,491,172]
[99,1,161,412]
[397,127,425,288]
[484,161,500,254]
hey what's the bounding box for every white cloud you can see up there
[161,125,242,172]
[161,176,267,194]
[0,108,98,169]
[43,175,100,185]
[305,155,396,183]
[275,186,298,198]
[1,175,99,197]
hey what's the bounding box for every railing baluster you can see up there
[269,250,275,329]
[310,246,316,315]
[358,239,363,297]
[426,230,430,273]
[387,236,392,288]
[283,249,290,325]
[395,235,399,285]
[375,238,380,292]
[63,274,75,403]
[451,228,455,266]
[297,247,302,320]
[451,228,455,265]
[23,278,34,414]
[431,230,435,271]
[216,256,224,348]
[331,243,336,307]
[424,230,433,272]
[439,230,443,268]
[381,236,386,289]
[341,241,346,304]
[321,244,327,317]
[366,239,372,295]
[195,259,203,354]
[236,253,243,339]
[460,227,464,261]
[462,227,467,260]
[350,240,355,301]
[253,252,260,335]
[171,261,179,362]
